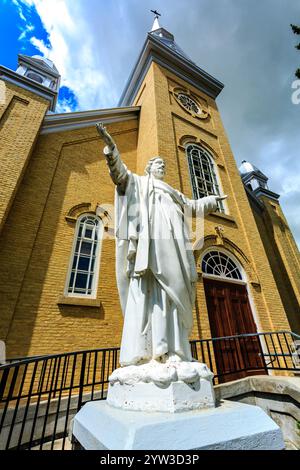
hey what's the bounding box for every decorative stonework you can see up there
[65,203,92,223]
[215,225,225,245]
[171,87,209,120]
[248,263,261,287]
[177,93,201,114]
[177,135,219,162]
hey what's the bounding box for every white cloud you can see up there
[12,0,27,21]
[56,98,75,114]
[29,37,49,56]
[18,23,34,41]
[17,0,117,111]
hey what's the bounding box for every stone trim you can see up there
[41,106,140,134]
[57,296,101,308]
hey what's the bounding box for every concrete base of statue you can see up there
[106,360,216,412]
[72,398,284,450]
[72,361,284,450]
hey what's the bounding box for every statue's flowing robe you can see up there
[114,170,218,366]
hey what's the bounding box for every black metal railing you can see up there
[0,331,299,450]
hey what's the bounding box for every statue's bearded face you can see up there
[149,158,165,180]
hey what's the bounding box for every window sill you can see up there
[208,212,236,224]
[57,296,101,308]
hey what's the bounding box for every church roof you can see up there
[239,160,260,175]
[149,19,194,64]
[41,106,140,134]
[119,19,224,106]
[18,54,60,77]
[239,160,268,180]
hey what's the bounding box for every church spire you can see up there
[118,12,224,106]
[150,9,161,31]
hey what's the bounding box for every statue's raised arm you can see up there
[96,122,129,194]
[96,123,116,150]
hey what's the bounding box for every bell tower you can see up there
[16,54,60,111]
[0,54,60,233]
[118,15,292,339]
[240,160,300,333]
[118,15,223,180]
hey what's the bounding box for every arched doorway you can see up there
[201,249,266,383]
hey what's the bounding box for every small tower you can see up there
[16,54,60,111]
[0,53,60,232]
[0,54,60,112]
[239,160,300,333]
[17,55,60,90]
[239,160,279,200]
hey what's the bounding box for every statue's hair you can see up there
[144,157,165,175]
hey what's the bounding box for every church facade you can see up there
[0,19,299,372]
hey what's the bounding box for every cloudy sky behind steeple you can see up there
[1,0,299,246]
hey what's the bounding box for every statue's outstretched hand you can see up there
[96,122,115,149]
[216,195,228,202]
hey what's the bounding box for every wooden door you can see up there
[203,278,266,383]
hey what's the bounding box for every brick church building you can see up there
[0,17,299,377]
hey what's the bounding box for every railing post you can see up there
[77,352,87,411]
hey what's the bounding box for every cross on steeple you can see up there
[150,9,162,32]
[150,9,161,19]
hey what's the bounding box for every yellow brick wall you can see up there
[134,65,159,174]
[0,80,49,233]
[0,119,137,357]
[251,197,300,333]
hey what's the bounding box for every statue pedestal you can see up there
[107,378,215,412]
[72,398,284,450]
[105,360,216,412]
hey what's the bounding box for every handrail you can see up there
[2,330,299,368]
[0,330,299,450]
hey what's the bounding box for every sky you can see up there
[0,0,299,247]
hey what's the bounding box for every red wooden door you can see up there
[203,278,266,383]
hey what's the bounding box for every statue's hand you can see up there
[96,122,115,149]
[216,195,228,202]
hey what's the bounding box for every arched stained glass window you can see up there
[66,214,103,297]
[202,250,243,281]
[186,144,224,213]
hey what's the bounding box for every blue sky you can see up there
[0,0,78,110]
[0,0,300,246]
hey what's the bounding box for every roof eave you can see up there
[40,106,140,134]
[18,54,60,78]
[253,187,280,201]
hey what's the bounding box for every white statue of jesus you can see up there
[96,123,227,370]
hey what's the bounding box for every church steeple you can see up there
[150,10,162,32]
[119,16,223,106]
[149,16,193,63]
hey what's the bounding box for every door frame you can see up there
[200,247,262,336]
[200,247,269,378]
